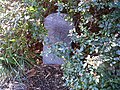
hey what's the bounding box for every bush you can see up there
[56,0,120,90]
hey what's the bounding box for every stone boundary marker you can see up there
[43,13,74,65]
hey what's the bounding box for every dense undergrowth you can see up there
[0,0,45,79]
[0,0,120,90]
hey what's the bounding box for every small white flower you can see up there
[25,15,30,20]
[111,42,117,47]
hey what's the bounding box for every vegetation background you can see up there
[0,0,120,90]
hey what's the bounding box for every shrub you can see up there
[56,0,120,90]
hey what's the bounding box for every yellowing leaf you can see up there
[10,39,16,42]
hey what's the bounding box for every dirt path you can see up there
[0,64,68,90]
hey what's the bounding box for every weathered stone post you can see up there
[43,13,73,65]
